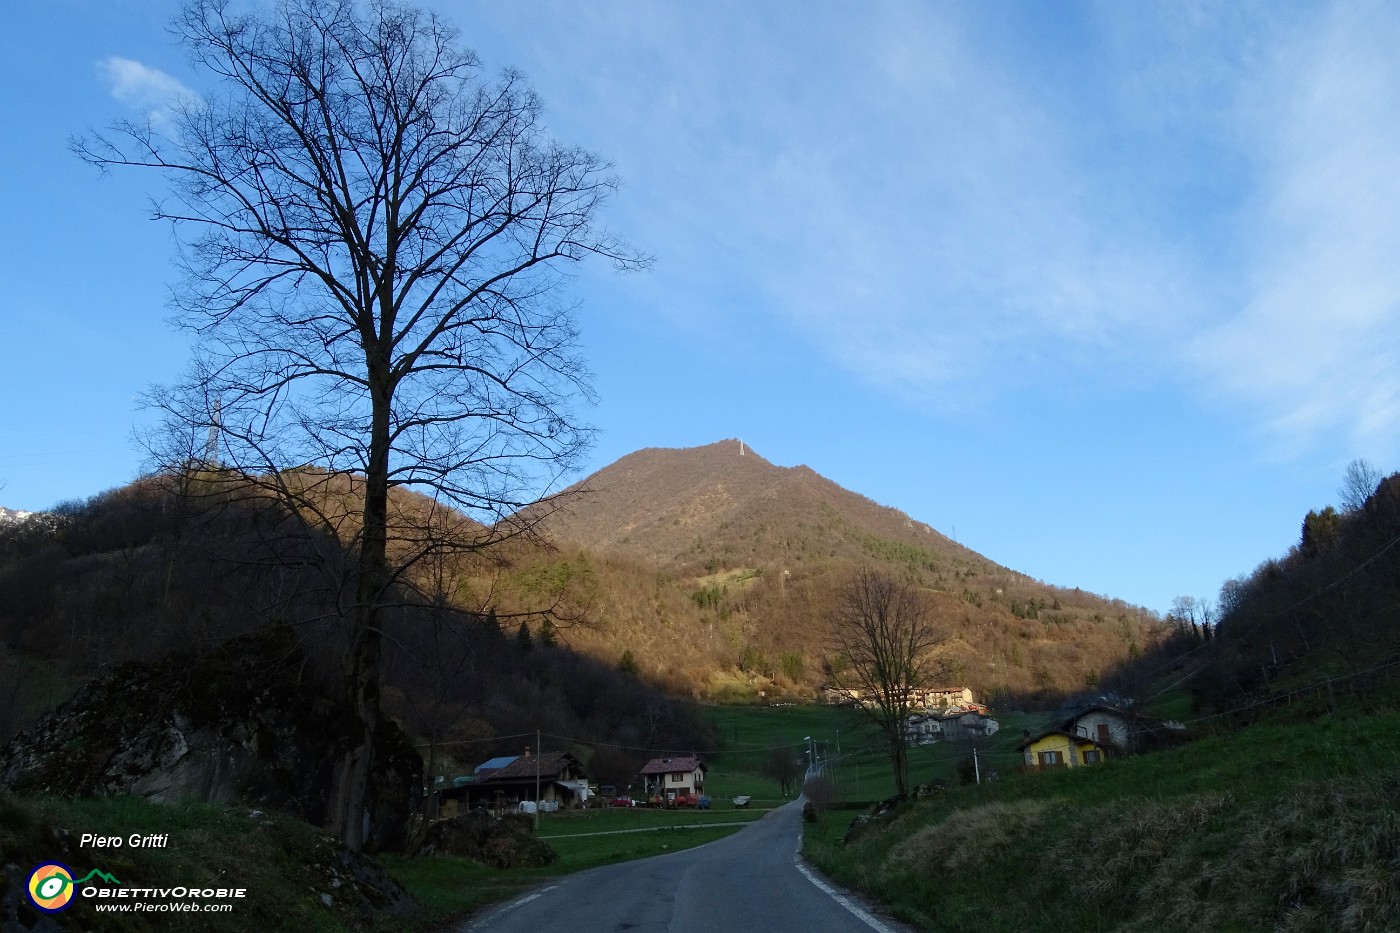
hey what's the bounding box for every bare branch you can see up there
[828,568,942,797]
[80,0,641,851]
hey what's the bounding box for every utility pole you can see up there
[534,730,541,831]
[834,729,841,797]
[973,744,981,785]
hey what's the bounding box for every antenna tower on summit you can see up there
[739,438,745,456]
[205,396,222,465]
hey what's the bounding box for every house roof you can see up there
[1068,703,1133,720]
[474,755,519,774]
[639,755,706,775]
[477,751,584,784]
[1058,704,1155,736]
[1016,728,1110,751]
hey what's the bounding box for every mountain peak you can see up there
[532,440,980,575]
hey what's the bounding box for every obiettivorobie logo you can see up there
[26,859,248,916]
[26,862,121,913]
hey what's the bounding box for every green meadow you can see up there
[803,692,1400,932]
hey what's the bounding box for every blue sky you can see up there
[5,0,1400,617]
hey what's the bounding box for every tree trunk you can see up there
[328,371,392,851]
[890,732,910,797]
[329,610,382,851]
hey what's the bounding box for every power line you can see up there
[1121,528,1400,704]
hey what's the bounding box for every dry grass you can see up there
[808,699,1400,933]
[1057,793,1234,903]
[885,799,1052,874]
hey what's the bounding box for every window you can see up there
[1096,723,1111,744]
[1084,750,1100,764]
[1037,750,1062,767]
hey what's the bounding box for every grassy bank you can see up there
[804,698,1400,931]
[0,794,404,932]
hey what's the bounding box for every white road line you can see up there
[540,820,757,839]
[793,841,900,933]
[468,884,560,929]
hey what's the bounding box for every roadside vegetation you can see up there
[804,689,1400,932]
[0,794,402,933]
[0,792,767,932]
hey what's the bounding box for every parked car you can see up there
[609,796,637,807]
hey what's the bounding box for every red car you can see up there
[609,796,637,807]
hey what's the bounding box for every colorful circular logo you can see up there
[26,862,76,913]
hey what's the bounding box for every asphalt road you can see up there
[461,800,911,933]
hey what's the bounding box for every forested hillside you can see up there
[1189,468,1400,714]
[0,476,712,780]
[499,439,1167,703]
[0,439,1174,775]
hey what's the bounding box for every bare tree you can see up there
[75,0,641,850]
[760,744,803,797]
[802,772,837,820]
[1168,595,1215,641]
[1339,458,1383,513]
[828,568,941,797]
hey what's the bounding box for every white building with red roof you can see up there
[639,755,707,799]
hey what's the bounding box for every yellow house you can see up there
[1017,728,1108,769]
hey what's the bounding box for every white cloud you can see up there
[98,56,197,128]
[541,3,1203,404]
[707,7,1198,399]
[461,0,1400,454]
[1193,1,1400,454]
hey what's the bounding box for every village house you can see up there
[639,755,707,801]
[1061,703,1187,754]
[822,685,863,706]
[825,685,979,712]
[1016,728,1109,769]
[904,712,943,745]
[430,750,591,818]
[944,709,1000,739]
[905,707,1000,744]
[911,686,976,709]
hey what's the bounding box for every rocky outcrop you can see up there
[0,627,420,852]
